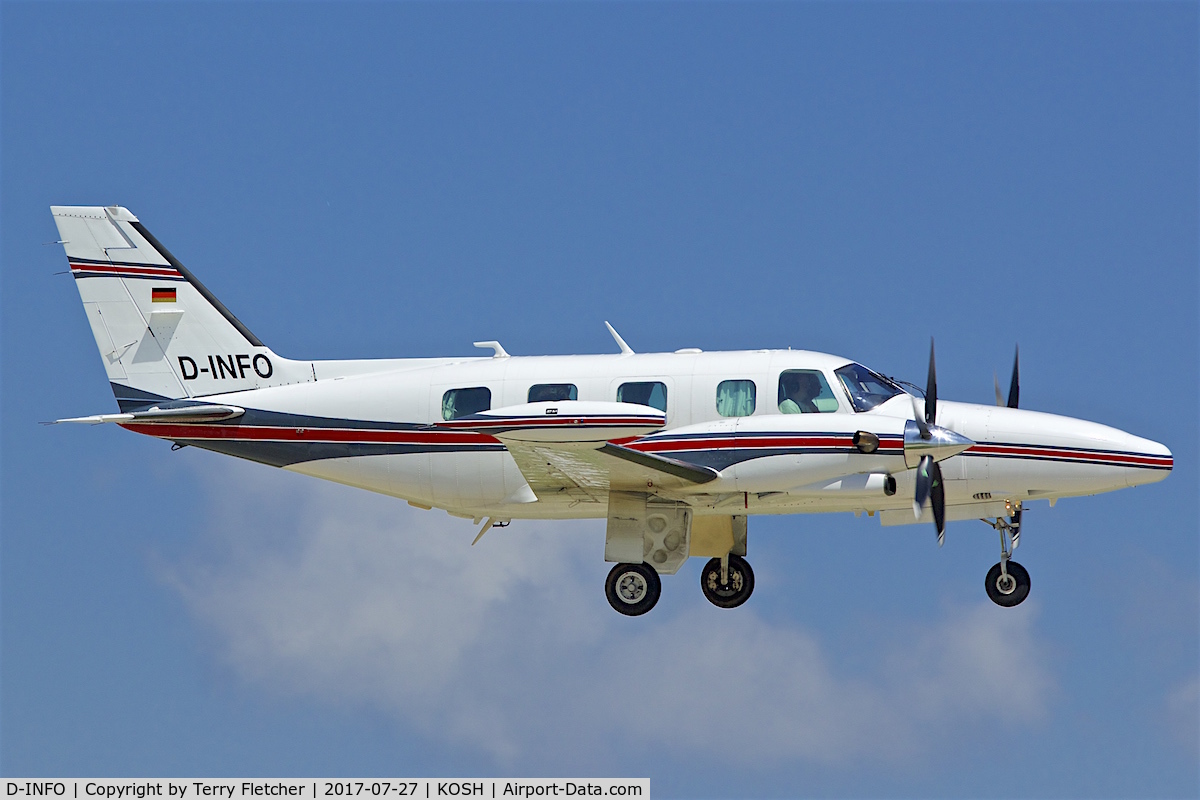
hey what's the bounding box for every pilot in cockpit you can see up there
[779,371,821,414]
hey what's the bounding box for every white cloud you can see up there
[165,460,1052,769]
[1165,675,1199,757]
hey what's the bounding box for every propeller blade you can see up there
[913,454,933,519]
[931,459,946,544]
[913,455,946,543]
[994,372,1004,407]
[910,394,931,440]
[925,339,938,426]
[1007,345,1020,409]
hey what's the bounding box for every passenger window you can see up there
[617,381,667,412]
[778,370,838,413]
[716,379,756,417]
[442,387,491,420]
[528,383,578,403]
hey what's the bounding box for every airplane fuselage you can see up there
[119,348,1171,524]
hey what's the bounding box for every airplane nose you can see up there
[1124,435,1173,487]
[979,406,1172,496]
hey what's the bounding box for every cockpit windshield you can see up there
[835,363,903,412]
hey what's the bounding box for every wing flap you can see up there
[503,438,719,502]
[503,442,608,503]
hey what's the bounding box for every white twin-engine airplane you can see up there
[51,205,1173,615]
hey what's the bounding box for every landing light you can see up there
[853,431,880,454]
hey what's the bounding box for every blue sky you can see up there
[2,1,1196,795]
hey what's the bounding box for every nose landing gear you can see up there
[982,503,1030,607]
[700,554,755,608]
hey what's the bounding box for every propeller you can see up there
[993,345,1019,409]
[911,341,1020,546]
[912,339,947,545]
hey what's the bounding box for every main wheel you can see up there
[985,560,1031,607]
[700,554,755,609]
[605,562,662,616]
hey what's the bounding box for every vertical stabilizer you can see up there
[52,206,312,410]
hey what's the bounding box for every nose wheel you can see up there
[986,560,1030,607]
[605,562,661,616]
[700,554,755,608]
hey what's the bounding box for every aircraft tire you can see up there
[605,562,661,616]
[985,560,1031,607]
[700,554,755,609]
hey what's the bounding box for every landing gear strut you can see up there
[700,554,755,609]
[605,562,661,616]
[982,502,1030,607]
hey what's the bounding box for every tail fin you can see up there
[52,206,312,410]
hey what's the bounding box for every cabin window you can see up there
[442,387,491,420]
[716,379,757,417]
[528,383,578,403]
[618,381,667,412]
[778,370,839,413]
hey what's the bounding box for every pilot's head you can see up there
[797,373,820,400]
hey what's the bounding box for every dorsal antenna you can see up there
[604,321,634,355]
[473,340,510,358]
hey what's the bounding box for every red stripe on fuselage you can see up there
[121,423,501,445]
[967,443,1171,468]
[631,435,861,453]
[119,421,1169,471]
[628,434,1165,469]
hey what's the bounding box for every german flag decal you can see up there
[151,287,177,303]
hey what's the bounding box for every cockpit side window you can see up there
[442,387,491,420]
[834,363,902,412]
[778,370,838,413]
[618,381,667,412]
[529,383,577,402]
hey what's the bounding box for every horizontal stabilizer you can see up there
[53,404,245,425]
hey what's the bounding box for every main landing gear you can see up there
[982,503,1030,607]
[605,554,757,614]
[700,554,755,609]
[605,562,661,616]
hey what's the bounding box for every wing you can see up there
[503,440,718,503]
[433,400,718,502]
